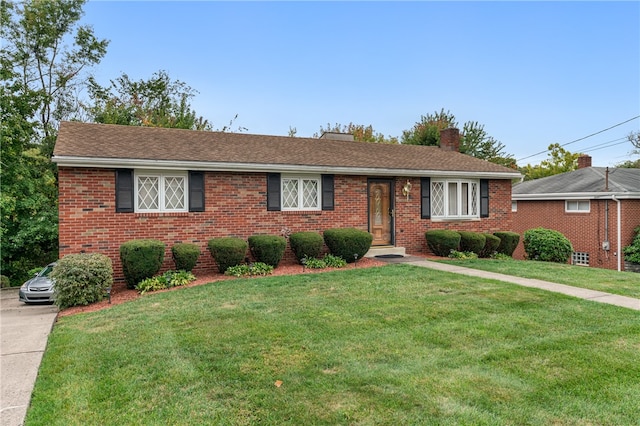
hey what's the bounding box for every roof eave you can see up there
[513,192,640,200]
[52,156,522,179]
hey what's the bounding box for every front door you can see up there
[368,179,394,246]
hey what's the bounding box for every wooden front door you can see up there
[368,180,394,246]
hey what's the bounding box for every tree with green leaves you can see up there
[3,0,109,157]
[401,109,515,167]
[1,0,107,284]
[85,70,215,131]
[314,123,398,144]
[519,143,581,180]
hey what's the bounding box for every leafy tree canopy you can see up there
[519,143,580,181]
[85,70,214,131]
[313,123,398,144]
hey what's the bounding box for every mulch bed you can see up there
[58,257,389,318]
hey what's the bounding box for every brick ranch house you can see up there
[512,155,640,271]
[53,121,521,281]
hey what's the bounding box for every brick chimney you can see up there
[577,154,592,169]
[439,128,460,152]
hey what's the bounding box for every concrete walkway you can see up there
[377,255,640,311]
[1,287,58,426]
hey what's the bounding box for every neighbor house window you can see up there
[565,200,590,213]
[281,175,321,211]
[571,252,589,266]
[512,201,518,212]
[135,171,187,212]
[431,179,480,219]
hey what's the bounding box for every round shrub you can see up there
[323,228,373,263]
[425,230,461,257]
[494,231,520,256]
[523,227,573,263]
[171,243,200,272]
[248,235,287,267]
[50,253,113,309]
[479,233,501,258]
[622,226,640,264]
[208,237,248,273]
[458,231,487,255]
[289,231,324,263]
[120,239,166,289]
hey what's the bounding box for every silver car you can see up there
[19,263,56,304]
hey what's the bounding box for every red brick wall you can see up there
[58,168,513,280]
[512,198,640,271]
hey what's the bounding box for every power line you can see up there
[516,116,640,162]
[580,140,629,153]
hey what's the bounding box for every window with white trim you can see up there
[512,201,517,212]
[571,252,589,266]
[281,175,321,211]
[565,200,590,213]
[135,171,187,212]
[431,179,480,218]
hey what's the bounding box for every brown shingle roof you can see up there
[53,121,519,177]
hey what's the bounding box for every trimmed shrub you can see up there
[458,231,486,255]
[289,231,324,263]
[50,253,113,309]
[494,231,520,256]
[425,230,461,257]
[208,237,248,273]
[523,227,573,263]
[323,228,373,263]
[120,239,165,289]
[480,233,501,258]
[248,235,287,267]
[171,243,200,272]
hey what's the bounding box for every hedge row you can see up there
[425,230,520,258]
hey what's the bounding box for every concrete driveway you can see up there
[0,287,58,426]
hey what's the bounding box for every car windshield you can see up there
[39,265,54,277]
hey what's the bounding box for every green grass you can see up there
[27,265,640,425]
[437,258,640,298]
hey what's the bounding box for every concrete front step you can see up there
[365,246,406,258]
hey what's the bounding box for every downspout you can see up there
[612,195,621,272]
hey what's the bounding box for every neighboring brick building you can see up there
[53,122,520,281]
[512,155,640,271]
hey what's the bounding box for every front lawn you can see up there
[437,258,640,298]
[27,265,640,425]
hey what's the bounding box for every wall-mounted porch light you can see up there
[402,179,412,201]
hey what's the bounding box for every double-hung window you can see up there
[281,175,321,211]
[431,179,480,219]
[135,171,187,212]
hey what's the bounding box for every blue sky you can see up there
[81,1,639,167]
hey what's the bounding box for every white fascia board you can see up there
[52,156,523,180]
[513,192,640,200]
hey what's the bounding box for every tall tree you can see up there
[313,122,398,144]
[3,0,108,156]
[401,109,515,167]
[85,70,214,130]
[519,143,580,180]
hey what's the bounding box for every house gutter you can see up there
[612,195,622,272]
[51,156,523,180]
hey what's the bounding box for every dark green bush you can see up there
[479,233,501,258]
[171,243,200,272]
[120,239,166,289]
[323,228,373,263]
[425,230,461,257]
[494,231,520,256]
[50,253,113,309]
[523,227,573,263]
[248,235,287,267]
[458,231,487,255]
[208,237,248,273]
[622,226,640,264]
[289,231,324,263]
